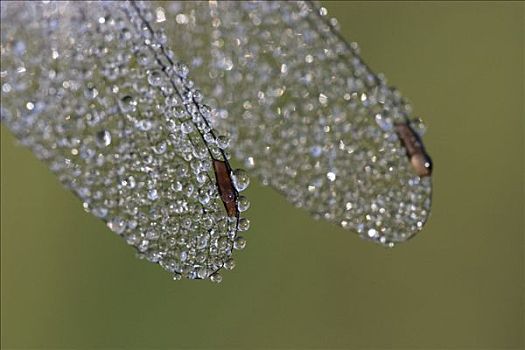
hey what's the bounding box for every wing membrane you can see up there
[0,1,248,281]
[158,1,433,245]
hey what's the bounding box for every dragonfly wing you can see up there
[0,1,248,281]
[157,1,433,245]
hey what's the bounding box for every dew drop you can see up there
[310,145,322,157]
[173,106,186,119]
[84,87,98,100]
[237,196,250,212]
[119,95,137,113]
[375,113,393,131]
[197,267,210,279]
[217,236,231,251]
[91,207,108,218]
[137,119,152,131]
[124,175,136,189]
[175,63,189,78]
[95,129,111,147]
[108,217,126,234]
[181,121,194,134]
[198,190,210,205]
[147,69,163,86]
[223,258,236,270]
[238,217,250,231]
[233,236,246,250]
[145,230,160,240]
[153,141,167,154]
[210,272,223,283]
[148,188,159,201]
[245,156,255,169]
[171,181,183,192]
[137,52,150,66]
[216,135,230,149]
[319,93,328,105]
[232,169,250,192]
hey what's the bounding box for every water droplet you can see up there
[233,236,246,250]
[175,63,189,78]
[319,93,328,105]
[155,7,166,23]
[108,217,126,234]
[13,40,26,56]
[237,196,250,212]
[375,114,393,131]
[145,230,160,240]
[181,121,194,134]
[171,181,183,192]
[148,188,159,201]
[310,145,322,157]
[238,217,250,231]
[137,52,150,66]
[137,119,152,131]
[153,141,166,154]
[245,156,255,169]
[217,236,231,251]
[84,87,99,100]
[232,169,250,192]
[223,258,236,270]
[95,129,111,147]
[92,207,108,218]
[198,190,210,205]
[216,135,230,149]
[173,106,186,119]
[210,272,222,283]
[197,267,209,279]
[411,118,427,136]
[119,95,137,113]
[147,70,163,86]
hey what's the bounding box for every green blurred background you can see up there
[1,1,524,349]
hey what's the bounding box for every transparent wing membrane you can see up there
[1,1,433,282]
[157,1,433,245]
[1,1,250,282]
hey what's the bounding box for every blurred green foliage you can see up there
[1,1,523,349]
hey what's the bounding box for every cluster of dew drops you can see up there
[0,1,254,283]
